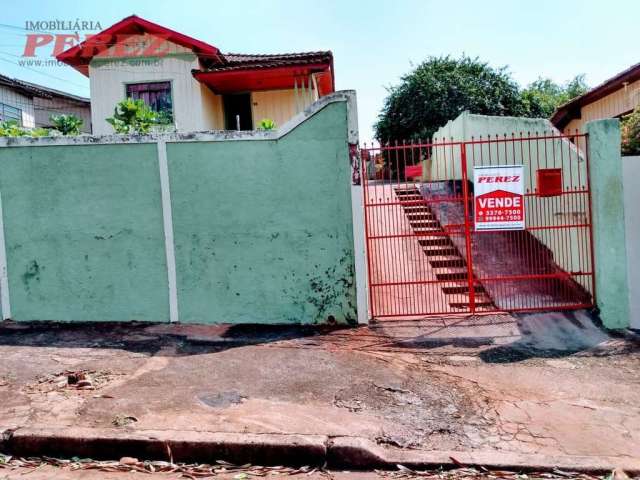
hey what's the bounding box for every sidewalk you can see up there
[1,311,639,472]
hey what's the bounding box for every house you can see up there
[551,62,640,133]
[56,15,335,135]
[0,74,91,132]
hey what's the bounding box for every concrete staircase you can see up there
[395,185,493,312]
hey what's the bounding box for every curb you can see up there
[3,427,639,474]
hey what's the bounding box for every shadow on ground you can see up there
[356,310,638,363]
[0,310,636,363]
[0,321,339,357]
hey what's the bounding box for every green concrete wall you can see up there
[585,119,630,329]
[167,102,356,324]
[0,99,357,325]
[0,144,169,321]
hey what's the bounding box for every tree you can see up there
[521,75,589,118]
[621,106,640,156]
[375,55,529,143]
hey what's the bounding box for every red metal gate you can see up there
[361,132,595,318]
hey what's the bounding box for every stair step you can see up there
[418,237,452,247]
[424,247,458,257]
[442,284,485,295]
[449,299,494,310]
[406,213,436,221]
[402,205,431,211]
[436,270,468,281]
[410,221,440,228]
[395,190,420,196]
[429,256,466,269]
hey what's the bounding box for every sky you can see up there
[1,0,639,142]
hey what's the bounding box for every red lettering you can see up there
[52,33,79,56]
[80,33,112,57]
[143,33,171,57]
[23,34,54,57]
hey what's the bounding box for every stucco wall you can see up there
[167,102,355,323]
[585,119,629,329]
[0,143,168,321]
[0,92,359,325]
[622,155,640,329]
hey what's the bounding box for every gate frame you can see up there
[361,132,596,319]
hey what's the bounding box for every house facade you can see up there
[0,74,91,132]
[57,16,334,135]
[551,62,640,133]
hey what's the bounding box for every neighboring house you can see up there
[0,73,91,132]
[57,15,335,135]
[552,62,640,133]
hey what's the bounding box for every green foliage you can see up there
[0,121,53,138]
[258,118,276,130]
[621,106,640,156]
[106,98,162,135]
[521,75,589,118]
[0,120,28,137]
[30,127,51,138]
[374,55,590,143]
[375,55,528,143]
[50,114,83,135]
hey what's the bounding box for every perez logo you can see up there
[477,175,521,183]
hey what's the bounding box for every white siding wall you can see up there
[0,85,35,128]
[623,155,640,329]
[565,79,640,133]
[252,88,315,129]
[200,83,224,130]
[89,54,207,135]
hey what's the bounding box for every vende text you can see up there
[477,197,522,208]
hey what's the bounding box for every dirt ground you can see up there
[0,310,639,469]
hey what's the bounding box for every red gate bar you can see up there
[361,132,595,319]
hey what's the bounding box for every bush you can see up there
[50,114,83,135]
[621,106,640,156]
[258,118,276,130]
[106,98,161,135]
[0,120,27,137]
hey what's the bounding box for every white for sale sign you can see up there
[473,165,525,231]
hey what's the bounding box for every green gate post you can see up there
[585,119,630,329]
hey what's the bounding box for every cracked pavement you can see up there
[0,310,639,464]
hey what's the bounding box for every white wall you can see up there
[89,54,207,135]
[623,155,640,329]
[0,85,35,128]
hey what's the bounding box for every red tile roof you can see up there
[201,51,333,73]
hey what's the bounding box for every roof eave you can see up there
[56,15,222,73]
[551,62,640,127]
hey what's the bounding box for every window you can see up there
[0,103,22,125]
[126,81,173,123]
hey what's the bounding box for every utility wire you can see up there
[0,53,89,91]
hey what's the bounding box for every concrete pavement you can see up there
[0,311,639,472]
